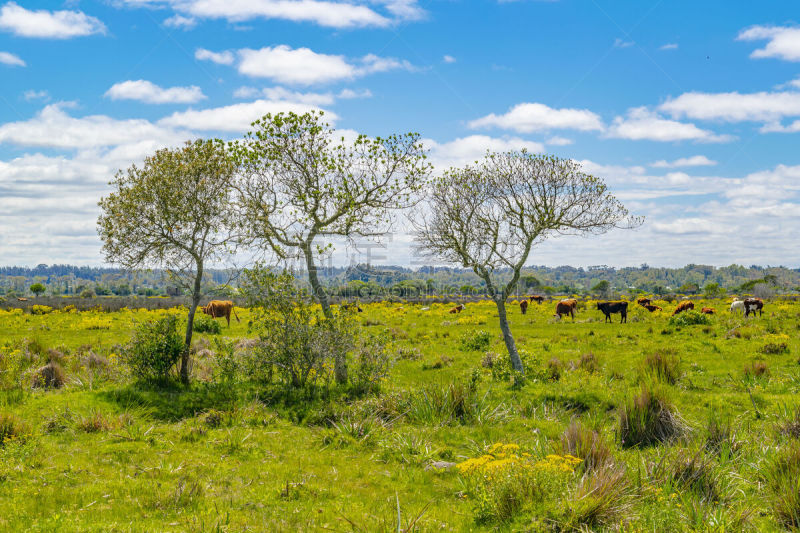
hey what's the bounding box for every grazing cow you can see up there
[200,300,240,326]
[597,301,628,323]
[672,301,694,316]
[449,304,465,314]
[643,304,662,312]
[636,297,651,307]
[16,297,28,302]
[554,299,578,320]
[529,295,545,304]
[730,300,744,314]
[701,307,715,315]
[744,298,764,317]
[520,299,529,315]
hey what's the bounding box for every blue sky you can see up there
[1,0,800,268]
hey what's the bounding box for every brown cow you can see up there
[672,301,694,316]
[16,297,28,302]
[744,298,764,317]
[701,307,715,315]
[636,297,651,307]
[554,299,577,320]
[449,304,465,314]
[520,300,529,315]
[643,304,662,312]
[529,295,545,304]
[200,300,240,326]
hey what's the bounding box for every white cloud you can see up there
[659,43,678,50]
[163,14,196,29]
[0,2,106,39]
[195,48,234,65]
[0,104,189,149]
[424,135,545,169]
[761,120,800,133]
[205,45,414,85]
[546,136,573,146]
[651,155,717,168]
[660,90,800,122]
[22,89,48,101]
[158,99,335,132]
[738,25,800,62]
[442,54,456,63]
[613,38,634,48]
[0,50,23,66]
[338,88,372,99]
[105,80,206,104]
[117,0,425,28]
[607,107,734,143]
[468,102,604,133]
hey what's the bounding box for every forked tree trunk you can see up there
[181,262,203,384]
[494,295,525,374]
[303,244,347,385]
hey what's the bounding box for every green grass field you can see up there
[1,298,800,531]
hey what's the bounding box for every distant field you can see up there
[1,298,799,531]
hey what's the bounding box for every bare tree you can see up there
[415,151,642,374]
[231,111,431,384]
[98,139,237,384]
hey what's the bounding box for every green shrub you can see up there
[193,314,222,335]
[618,385,687,448]
[490,349,543,384]
[668,310,711,327]
[459,330,491,352]
[761,342,789,355]
[122,315,184,381]
[350,334,393,394]
[30,305,53,315]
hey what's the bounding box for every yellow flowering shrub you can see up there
[456,443,581,523]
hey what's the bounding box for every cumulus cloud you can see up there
[442,54,456,63]
[0,2,106,38]
[105,80,206,104]
[424,135,545,169]
[0,103,189,149]
[651,155,717,168]
[468,102,604,133]
[660,90,800,122]
[195,48,234,65]
[0,50,23,66]
[606,107,734,143]
[158,99,334,132]
[116,0,425,29]
[199,45,414,85]
[163,14,197,29]
[738,25,800,62]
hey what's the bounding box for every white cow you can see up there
[730,299,745,314]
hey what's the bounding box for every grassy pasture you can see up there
[1,297,800,531]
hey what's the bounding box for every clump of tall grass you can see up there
[743,360,769,379]
[564,465,633,529]
[642,351,681,385]
[31,361,65,389]
[776,406,800,439]
[763,443,800,528]
[559,421,613,473]
[618,384,687,448]
[705,416,742,457]
[0,412,28,446]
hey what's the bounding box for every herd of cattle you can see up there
[197,295,766,328]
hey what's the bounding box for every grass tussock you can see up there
[642,351,681,385]
[564,465,633,529]
[705,416,742,457]
[31,361,65,389]
[764,443,800,529]
[743,360,769,379]
[0,412,28,445]
[618,385,687,448]
[777,406,800,439]
[577,352,599,373]
[559,421,613,473]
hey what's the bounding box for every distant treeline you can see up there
[0,262,797,299]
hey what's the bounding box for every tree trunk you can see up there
[181,262,203,385]
[494,295,524,374]
[303,244,347,385]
